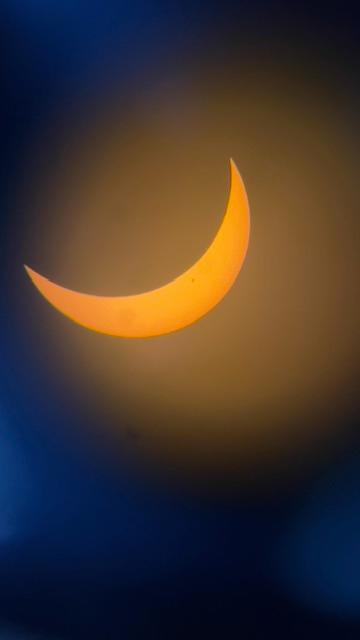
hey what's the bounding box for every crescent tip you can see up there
[24,264,35,279]
[24,264,44,288]
[229,157,241,178]
[229,158,241,186]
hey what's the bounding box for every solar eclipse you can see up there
[25,160,250,338]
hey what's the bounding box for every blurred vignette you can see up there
[1,0,360,638]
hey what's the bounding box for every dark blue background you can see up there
[1,1,359,637]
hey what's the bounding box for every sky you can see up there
[1,1,360,638]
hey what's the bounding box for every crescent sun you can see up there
[25,159,250,338]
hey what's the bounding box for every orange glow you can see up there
[18,63,359,484]
[25,160,250,338]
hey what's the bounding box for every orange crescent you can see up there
[25,159,250,338]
